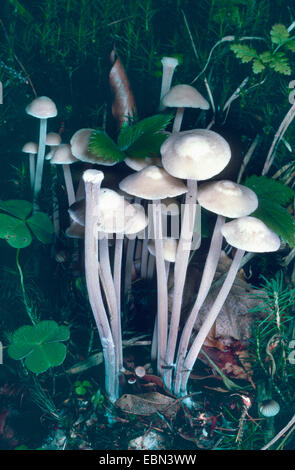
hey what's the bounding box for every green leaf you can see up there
[25,343,67,374]
[269,52,291,75]
[8,321,70,374]
[26,212,54,244]
[0,214,32,248]
[126,132,168,159]
[0,200,32,219]
[89,130,125,164]
[285,39,295,53]
[252,201,295,247]
[252,59,265,74]
[117,114,173,150]
[270,24,289,45]
[244,175,294,206]
[230,44,258,63]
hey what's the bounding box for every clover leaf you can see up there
[0,200,54,248]
[8,320,70,374]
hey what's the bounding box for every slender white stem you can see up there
[99,236,120,379]
[159,58,179,110]
[33,118,47,209]
[62,164,76,206]
[164,179,198,390]
[174,214,225,395]
[140,227,149,279]
[153,199,168,375]
[180,248,245,395]
[114,234,124,370]
[151,315,157,361]
[124,236,136,297]
[83,170,117,402]
[172,107,185,132]
[29,154,35,190]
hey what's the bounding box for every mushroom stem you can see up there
[151,315,158,361]
[152,199,168,375]
[163,179,198,390]
[33,118,47,209]
[83,170,118,403]
[159,57,179,110]
[29,154,35,190]
[124,235,137,298]
[99,235,120,378]
[140,228,149,279]
[172,107,185,132]
[174,214,225,395]
[62,164,76,206]
[114,233,124,370]
[180,248,245,396]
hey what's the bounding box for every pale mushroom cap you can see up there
[46,132,62,146]
[50,144,78,164]
[162,84,209,110]
[259,399,280,417]
[161,129,231,181]
[161,56,179,68]
[221,216,281,253]
[148,238,178,262]
[124,156,162,171]
[22,142,38,154]
[70,128,116,166]
[69,199,85,226]
[135,366,146,378]
[119,165,187,200]
[95,189,147,234]
[26,96,57,119]
[66,220,84,239]
[198,180,258,218]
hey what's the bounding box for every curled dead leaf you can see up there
[115,392,179,418]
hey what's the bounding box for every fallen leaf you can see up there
[115,392,179,418]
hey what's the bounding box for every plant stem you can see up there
[16,248,35,325]
[33,118,47,210]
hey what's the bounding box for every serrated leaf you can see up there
[126,132,168,159]
[259,51,273,64]
[230,44,257,63]
[270,24,289,45]
[268,52,291,75]
[245,175,294,206]
[285,39,295,53]
[0,200,32,219]
[89,130,125,164]
[117,114,173,150]
[252,59,265,74]
[26,212,54,244]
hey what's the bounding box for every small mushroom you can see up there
[22,141,38,190]
[50,144,78,206]
[161,84,209,132]
[180,216,280,396]
[259,399,280,417]
[45,132,62,160]
[159,57,179,111]
[26,96,57,208]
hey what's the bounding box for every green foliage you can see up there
[91,389,104,409]
[89,114,172,163]
[0,200,54,248]
[74,380,93,395]
[231,23,295,75]
[8,320,70,374]
[244,175,295,247]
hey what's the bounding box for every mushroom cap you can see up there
[162,84,209,110]
[50,144,78,164]
[148,238,178,262]
[161,56,179,68]
[25,96,57,119]
[259,399,280,417]
[70,128,116,166]
[95,189,147,234]
[119,165,187,200]
[46,132,61,146]
[135,366,146,378]
[124,156,162,171]
[69,199,85,226]
[66,220,84,239]
[221,216,281,253]
[22,142,38,154]
[198,180,258,218]
[161,129,231,181]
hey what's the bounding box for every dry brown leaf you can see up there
[115,392,179,418]
[109,49,137,129]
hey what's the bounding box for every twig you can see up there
[261,413,295,450]
[237,134,260,183]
